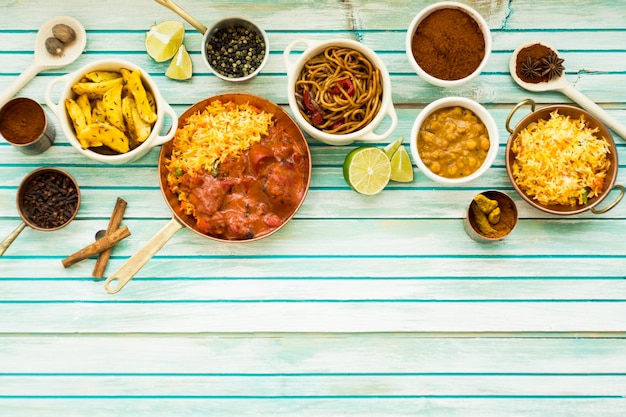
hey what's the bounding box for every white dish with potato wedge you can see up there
[45,58,178,164]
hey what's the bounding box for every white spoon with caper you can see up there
[0,16,86,108]
[509,41,626,141]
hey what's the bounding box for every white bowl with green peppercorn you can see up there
[203,16,269,82]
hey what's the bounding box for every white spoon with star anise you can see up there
[509,41,626,140]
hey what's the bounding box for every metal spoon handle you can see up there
[559,83,626,141]
[153,0,207,34]
[0,222,27,257]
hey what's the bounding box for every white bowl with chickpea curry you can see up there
[410,96,498,184]
[45,59,178,164]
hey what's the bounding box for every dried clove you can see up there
[20,171,79,229]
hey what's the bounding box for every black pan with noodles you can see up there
[105,93,312,294]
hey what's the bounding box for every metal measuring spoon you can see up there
[509,41,626,141]
[0,16,86,108]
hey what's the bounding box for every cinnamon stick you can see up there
[92,197,127,278]
[62,225,131,268]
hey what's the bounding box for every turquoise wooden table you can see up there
[1,0,626,415]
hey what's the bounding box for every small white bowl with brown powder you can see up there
[406,1,491,87]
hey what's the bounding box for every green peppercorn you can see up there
[205,24,266,79]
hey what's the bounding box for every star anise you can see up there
[541,53,565,80]
[521,56,542,80]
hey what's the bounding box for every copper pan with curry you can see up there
[105,93,312,293]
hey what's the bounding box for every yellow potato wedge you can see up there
[75,94,92,125]
[91,106,106,123]
[77,122,130,153]
[146,90,156,114]
[121,68,157,124]
[85,71,122,83]
[71,77,123,98]
[65,98,87,134]
[122,96,152,143]
[102,83,125,131]
[94,98,106,113]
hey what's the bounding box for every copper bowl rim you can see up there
[16,167,81,231]
[505,101,621,215]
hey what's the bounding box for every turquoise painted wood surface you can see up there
[1,0,626,415]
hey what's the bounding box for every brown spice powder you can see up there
[0,98,45,144]
[411,8,486,81]
[515,43,555,83]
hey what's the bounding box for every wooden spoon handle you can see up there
[153,0,207,34]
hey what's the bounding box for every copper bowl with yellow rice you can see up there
[505,99,623,215]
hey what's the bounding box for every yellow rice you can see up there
[511,110,611,206]
[166,100,274,216]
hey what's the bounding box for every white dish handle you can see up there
[283,39,318,73]
[356,100,398,142]
[44,73,71,118]
[151,101,179,146]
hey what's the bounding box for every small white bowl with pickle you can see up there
[410,96,498,184]
[45,58,178,164]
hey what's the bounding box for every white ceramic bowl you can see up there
[406,1,491,87]
[45,58,178,164]
[202,16,269,82]
[283,38,397,146]
[410,96,498,184]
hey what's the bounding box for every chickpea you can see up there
[447,164,457,176]
[480,136,490,151]
[421,130,435,143]
[416,106,490,179]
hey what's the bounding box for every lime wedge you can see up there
[166,44,193,80]
[389,145,414,182]
[145,21,185,62]
[383,137,403,159]
[343,146,391,195]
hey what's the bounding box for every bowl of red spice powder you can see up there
[406,1,491,87]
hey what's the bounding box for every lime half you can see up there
[390,145,414,182]
[343,146,391,195]
[166,44,193,80]
[145,21,185,62]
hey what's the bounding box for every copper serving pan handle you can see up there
[0,222,26,256]
[104,218,184,294]
[505,98,536,133]
[590,185,625,214]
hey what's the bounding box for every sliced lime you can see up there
[166,44,193,80]
[390,145,414,182]
[145,21,185,62]
[343,146,391,195]
[383,137,403,159]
